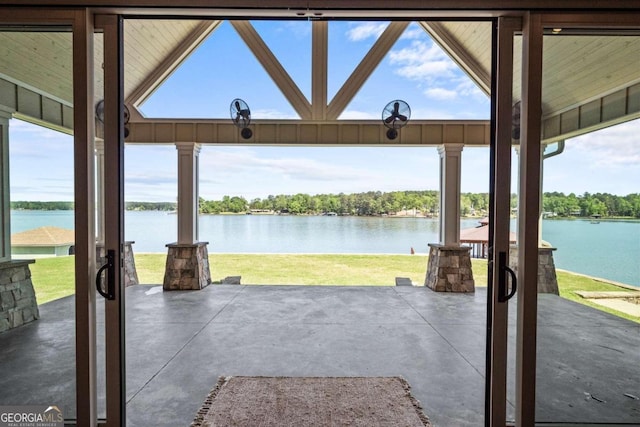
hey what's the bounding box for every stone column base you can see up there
[0,260,39,333]
[425,244,475,292]
[97,241,139,287]
[509,245,559,295]
[163,242,211,291]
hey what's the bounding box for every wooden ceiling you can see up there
[0,20,211,105]
[0,18,638,141]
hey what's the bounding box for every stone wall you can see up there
[123,241,139,286]
[0,260,39,333]
[425,244,475,292]
[163,242,211,290]
[509,246,559,295]
[97,241,139,287]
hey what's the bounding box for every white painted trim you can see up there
[176,141,201,244]
[437,143,463,246]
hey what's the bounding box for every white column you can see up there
[438,144,464,246]
[0,111,10,262]
[95,139,105,244]
[176,141,200,245]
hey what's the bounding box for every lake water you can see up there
[10,210,640,287]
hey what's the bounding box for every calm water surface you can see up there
[11,210,640,286]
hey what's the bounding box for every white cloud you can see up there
[346,22,388,41]
[424,87,457,100]
[201,147,377,183]
[283,21,312,38]
[400,26,426,40]
[570,120,640,168]
[339,110,378,120]
[389,40,457,81]
[251,108,298,120]
[421,76,486,104]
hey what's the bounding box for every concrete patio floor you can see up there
[0,285,638,426]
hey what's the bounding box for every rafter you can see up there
[311,21,328,120]
[231,20,312,119]
[326,22,409,120]
[126,20,222,107]
[419,21,491,96]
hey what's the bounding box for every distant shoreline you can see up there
[12,208,640,222]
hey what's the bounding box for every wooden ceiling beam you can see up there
[311,21,328,120]
[125,118,491,146]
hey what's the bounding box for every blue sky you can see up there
[8,21,640,202]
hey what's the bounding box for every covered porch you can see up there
[0,284,637,426]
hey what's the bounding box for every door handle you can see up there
[498,251,517,302]
[96,249,116,300]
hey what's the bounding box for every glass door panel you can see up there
[0,23,77,423]
[487,16,521,427]
[536,23,640,425]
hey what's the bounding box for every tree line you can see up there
[200,191,493,216]
[11,201,177,211]
[200,191,640,218]
[10,191,640,218]
[542,192,640,218]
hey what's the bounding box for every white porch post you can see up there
[176,141,200,244]
[425,143,474,293]
[163,141,210,290]
[438,143,463,246]
[0,111,10,262]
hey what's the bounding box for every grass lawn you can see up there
[28,256,75,304]
[136,253,488,287]
[28,253,637,323]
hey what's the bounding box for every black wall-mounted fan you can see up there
[230,98,252,139]
[95,99,131,138]
[381,100,411,140]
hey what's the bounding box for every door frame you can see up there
[95,13,127,427]
[487,15,521,427]
[3,6,638,427]
[0,7,100,426]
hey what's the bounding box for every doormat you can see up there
[191,376,431,427]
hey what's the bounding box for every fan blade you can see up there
[384,115,395,124]
[397,114,407,122]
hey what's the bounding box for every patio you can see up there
[0,284,638,426]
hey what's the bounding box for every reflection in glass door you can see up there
[0,22,77,423]
[535,18,640,425]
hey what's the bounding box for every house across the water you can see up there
[11,226,74,258]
